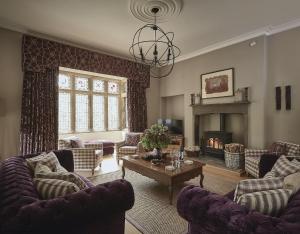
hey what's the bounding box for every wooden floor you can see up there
[76,155,248,234]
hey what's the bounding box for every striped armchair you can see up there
[58,138,103,175]
[245,141,300,178]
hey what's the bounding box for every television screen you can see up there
[157,118,183,135]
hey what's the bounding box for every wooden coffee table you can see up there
[121,155,205,204]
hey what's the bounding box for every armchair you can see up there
[115,132,144,164]
[245,141,300,178]
[58,139,103,175]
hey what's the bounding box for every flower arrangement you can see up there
[141,124,170,151]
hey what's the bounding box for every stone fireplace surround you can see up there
[192,102,250,155]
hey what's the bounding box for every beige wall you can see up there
[161,94,184,120]
[160,36,267,147]
[146,77,160,127]
[266,27,300,145]
[0,28,23,160]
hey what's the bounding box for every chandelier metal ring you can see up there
[129,7,181,78]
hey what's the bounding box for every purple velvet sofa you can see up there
[177,158,300,234]
[0,150,134,234]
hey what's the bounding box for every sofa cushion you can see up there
[237,189,292,216]
[34,163,87,190]
[271,155,300,177]
[283,172,300,195]
[119,146,138,154]
[234,177,284,202]
[125,133,141,146]
[268,142,286,155]
[26,152,60,172]
[34,178,80,199]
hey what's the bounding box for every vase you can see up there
[153,148,162,159]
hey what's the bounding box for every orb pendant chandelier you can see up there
[129,7,181,78]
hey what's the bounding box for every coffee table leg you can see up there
[200,169,204,188]
[168,185,173,205]
[122,166,125,179]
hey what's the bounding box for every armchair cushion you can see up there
[119,146,138,154]
[125,132,142,146]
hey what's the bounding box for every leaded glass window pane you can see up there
[75,77,89,91]
[75,94,89,132]
[93,80,105,92]
[58,74,71,89]
[58,92,71,133]
[93,95,105,131]
[108,95,119,130]
[108,81,119,94]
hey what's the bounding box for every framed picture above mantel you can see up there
[201,68,234,99]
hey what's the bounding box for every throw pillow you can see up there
[268,142,286,155]
[237,189,292,216]
[57,164,68,173]
[263,170,276,179]
[26,151,60,172]
[34,164,87,189]
[34,162,52,175]
[34,178,80,199]
[125,133,141,146]
[283,172,300,195]
[292,159,300,166]
[234,177,284,202]
[271,155,300,177]
[70,139,84,148]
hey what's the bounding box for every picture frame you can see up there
[201,68,234,99]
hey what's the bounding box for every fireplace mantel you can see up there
[191,101,250,115]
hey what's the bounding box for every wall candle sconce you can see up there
[285,85,291,110]
[275,86,281,110]
[0,99,5,116]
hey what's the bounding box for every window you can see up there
[58,71,126,134]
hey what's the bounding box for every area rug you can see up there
[89,170,237,234]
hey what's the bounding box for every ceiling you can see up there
[1,0,300,62]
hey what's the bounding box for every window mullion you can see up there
[71,75,76,133]
[89,78,93,132]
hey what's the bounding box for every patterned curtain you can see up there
[127,80,147,132]
[20,68,58,154]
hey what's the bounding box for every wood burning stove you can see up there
[202,114,232,158]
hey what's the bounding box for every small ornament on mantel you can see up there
[194,93,201,104]
[190,94,195,105]
[234,87,249,102]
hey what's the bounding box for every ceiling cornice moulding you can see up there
[176,18,300,63]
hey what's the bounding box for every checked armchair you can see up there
[245,141,300,178]
[115,132,144,164]
[58,138,103,175]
